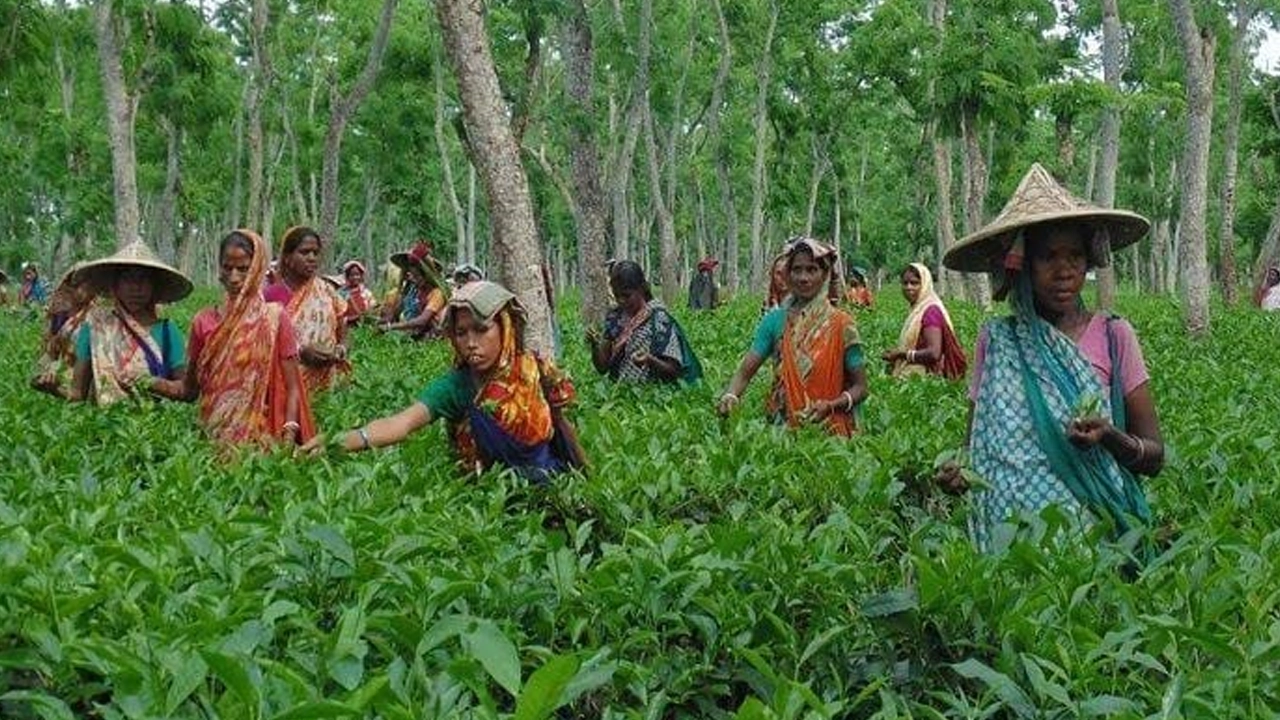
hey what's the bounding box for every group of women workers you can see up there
[25,162,1167,554]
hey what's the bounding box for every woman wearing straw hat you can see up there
[31,263,96,398]
[151,230,314,451]
[379,241,447,339]
[717,236,868,435]
[882,263,967,380]
[265,226,350,393]
[938,163,1163,551]
[308,280,586,482]
[63,241,191,404]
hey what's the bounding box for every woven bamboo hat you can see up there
[943,163,1150,273]
[73,240,193,304]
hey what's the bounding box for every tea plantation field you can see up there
[1,289,1277,718]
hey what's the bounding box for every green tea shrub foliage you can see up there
[1,288,1277,718]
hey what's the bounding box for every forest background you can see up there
[5,0,1280,339]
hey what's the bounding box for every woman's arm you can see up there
[586,328,613,374]
[282,356,302,436]
[150,367,198,402]
[68,357,91,402]
[386,307,437,333]
[716,351,765,415]
[1082,383,1163,477]
[804,363,869,423]
[305,403,432,453]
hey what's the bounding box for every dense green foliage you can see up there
[1,288,1277,718]
[6,0,1280,291]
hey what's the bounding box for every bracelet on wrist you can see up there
[357,426,372,450]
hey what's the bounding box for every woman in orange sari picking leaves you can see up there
[307,281,586,483]
[151,230,314,451]
[717,236,868,436]
[264,226,349,392]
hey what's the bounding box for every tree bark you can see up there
[92,0,143,248]
[319,0,397,245]
[564,0,610,325]
[436,0,554,355]
[434,39,469,263]
[1094,0,1123,310]
[157,117,182,263]
[245,0,271,231]
[1169,0,1215,336]
[707,0,738,291]
[959,106,991,306]
[748,2,779,292]
[1218,0,1252,306]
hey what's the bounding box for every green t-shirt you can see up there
[750,306,864,369]
[76,319,187,370]
[416,369,475,422]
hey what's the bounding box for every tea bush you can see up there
[0,288,1277,719]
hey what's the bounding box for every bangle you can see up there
[906,349,916,363]
[356,426,371,450]
[721,392,739,405]
[1133,436,1145,464]
[840,391,854,411]
[282,420,301,435]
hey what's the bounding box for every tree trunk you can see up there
[1169,0,1215,336]
[959,106,992,306]
[92,0,142,249]
[245,0,271,231]
[157,117,182,263]
[564,0,611,325]
[466,163,478,261]
[643,105,679,306]
[931,131,962,297]
[1094,0,1123,310]
[435,0,554,355]
[319,0,397,245]
[707,0,738,291]
[748,2,779,292]
[1218,0,1252,306]
[804,135,828,237]
[434,39,469,264]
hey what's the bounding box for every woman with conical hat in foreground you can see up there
[938,163,1162,552]
[264,226,350,393]
[882,263,967,380]
[31,263,97,398]
[151,230,314,451]
[717,236,868,436]
[59,241,190,404]
[308,280,586,483]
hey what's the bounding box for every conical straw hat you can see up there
[943,163,1150,273]
[73,240,193,304]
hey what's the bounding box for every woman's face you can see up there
[787,250,827,301]
[407,267,427,288]
[611,279,646,315]
[1028,228,1089,315]
[1268,268,1280,287]
[285,236,321,280]
[346,267,364,287]
[900,268,922,305]
[113,268,156,315]
[450,307,503,375]
[23,267,36,282]
[220,245,254,296]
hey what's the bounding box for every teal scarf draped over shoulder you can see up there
[969,273,1150,551]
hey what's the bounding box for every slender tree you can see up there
[1168,0,1215,335]
[435,0,553,354]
